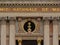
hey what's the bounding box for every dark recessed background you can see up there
[16,40,44,45]
[24,21,35,32]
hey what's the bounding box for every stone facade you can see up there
[0,17,60,45]
[0,1,60,45]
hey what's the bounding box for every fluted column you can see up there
[9,20,15,45]
[44,20,50,45]
[53,20,58,45]
[1,20,6,45]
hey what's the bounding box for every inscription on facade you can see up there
[0,8,60,12]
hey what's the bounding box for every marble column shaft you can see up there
[53,21,58,45]
[1,21,6,45]
[9,21,15,45]
[44,20,50,45]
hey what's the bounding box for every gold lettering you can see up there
[0,8,4,11]
[42,8,46,11]
[52,8,57,11]
[56,8,60,11]
[45,8,48,11]
[0,8,60,12]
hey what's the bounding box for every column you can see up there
[53,20,58,45]
[9,20,15,45]
[1,20,6,45]
[44,20,50,45]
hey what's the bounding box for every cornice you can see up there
[0,3,60,8]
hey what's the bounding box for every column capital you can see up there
[10,20,15,25]
[43,17,50,23]
[53,17,59,21]
[9,17,16,23]
[44,20,49,25]
[43,17,49,20]
[1,20,6,25]
[37,18,41,21]
[53,20,58,25]
[16,17,22,22]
